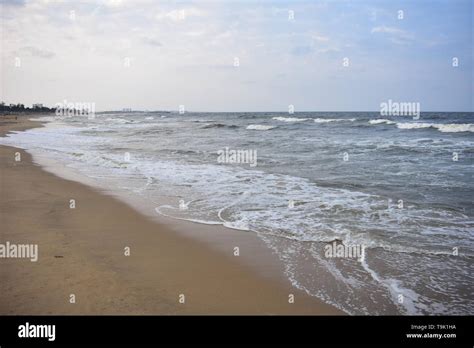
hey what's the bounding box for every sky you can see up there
[0,0,473,112]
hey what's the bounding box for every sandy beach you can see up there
[0,115,340,315]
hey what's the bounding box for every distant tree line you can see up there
[1,102,55,114]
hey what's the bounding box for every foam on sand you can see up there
[28,116,57,122]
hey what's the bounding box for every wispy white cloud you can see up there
[311,33,330,42]
[371,25,414,44]
[19,46,55,58]
[155,7,207,22]
[141,36,162,47]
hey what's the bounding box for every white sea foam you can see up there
[272,116,309,122]
[246,124,275,130]
[397,122,474,133]
[368,119,396,125]
[435,123,474,133]
[396,122,433,130]
[359,251,420,315]
[154,206,222,225]
[314,118,356,123]
[105,117,131,124]
[369,119,474,133]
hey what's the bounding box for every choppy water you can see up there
[2,111,473,314]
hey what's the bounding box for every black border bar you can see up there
[0,315,473,345]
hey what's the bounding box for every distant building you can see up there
[32,103,43,109]
[122,108,132,112]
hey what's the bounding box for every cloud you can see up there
[316,47,340,54]
[292,45,312,56]
[141,37,163,47]
[311,33,329,42]
[155,8,206,22]
[368,9,377,21]
[185,31,206,37]
[1,1,470,111]
[371,26,402,35]
[371,26,414,44]
[104,0,125,7]
[1,0,26,6]
[19,46,55,58]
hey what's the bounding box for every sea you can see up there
[1,111,473,315]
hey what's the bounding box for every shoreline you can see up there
[0,115,342,315]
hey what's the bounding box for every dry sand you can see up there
[0,115,341,315]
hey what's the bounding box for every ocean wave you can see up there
[188,119,215,123]
[369,119,474,133]
[200,123,238,129]
[397,123,474,133]
[314,118,356,123]
[435,124,474,133]
[105,117,132,124]
[246,124,275,130]
[368,119,396,125]
[272,116,310,122]
[396,122,433,130]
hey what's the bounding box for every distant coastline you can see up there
[1,102,55,115]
